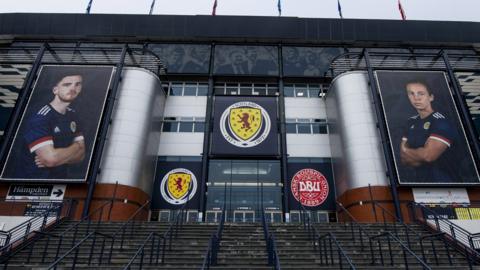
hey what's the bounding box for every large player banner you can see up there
[376,70,479,185]
[211,96,279,156]
[1,65,115,182]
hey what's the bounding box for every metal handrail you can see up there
[122,208,187,270]
[0,200,71,251]
[317,232,356,269]
[261,209,281,270]
[336,202,372,249]
[122,185,193,270]
[0,200,113,267]
[370,232,431,270]
[60,200,113,242]
[370,200,421,248]
[116,200,151,249]
[201,209,225,270]
[122,232,166,269]
[297,202,356,269]
[409,201,480,267]
[46,231,114,270]
[419,232,453,266]
[338,201,434,269]
[28,200,151,270]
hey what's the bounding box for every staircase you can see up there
[1,220,479,269]
[1,220,216,269]
[270,222,478,269]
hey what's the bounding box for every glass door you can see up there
[206,160,283,222]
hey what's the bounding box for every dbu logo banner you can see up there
[287,163,335,211]
[212,96,278,156]
[291,169,329,207]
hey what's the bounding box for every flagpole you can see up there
[149,0,156,15]
[337,0,343,19]
[398,0,406,20]
[212,0,218,16]
[277,0,282,17]
[86,0,93,14]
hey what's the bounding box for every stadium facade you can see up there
[0,13,479,223]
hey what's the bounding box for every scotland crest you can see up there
[219,101,271,148]
[160,168,197,205]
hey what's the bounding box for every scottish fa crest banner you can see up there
[212,96,278,156]
[152,162,201,210]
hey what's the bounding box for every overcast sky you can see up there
[1,0,479,22]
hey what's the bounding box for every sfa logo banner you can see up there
[212,96,278,156]
[152,162,201,210]
[159,168,198,205]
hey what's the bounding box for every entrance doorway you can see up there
[206,160,283,222]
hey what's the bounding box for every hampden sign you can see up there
[7,184,66,201]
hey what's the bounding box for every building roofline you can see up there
[1,13,479,47]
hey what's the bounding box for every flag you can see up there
[86,0,93,14]
[277,0,282,16]
[212,0,218,16]
[149,0,156,15]
[337,0,343,19]
[398,0,406,20]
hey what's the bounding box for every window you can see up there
[214,83,279,96]
[157,156,202,162]
[161,116,206,133]
[165,82,208,96]
[283,83,328,98]
[285,118,328,134]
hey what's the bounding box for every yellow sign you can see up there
[229,107,261,140]
[455,208,480,220]
[167,173,191,200]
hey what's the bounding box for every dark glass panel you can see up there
[194,122,205,133]
[209,160,231,182]
[282,47,344,77]
[297,123,311,134]
[214,45,278,75]
[258,161,280,183]
[149,44,210,74]
[197,84,208,96]
[179,122,194,132]
[286,123,297,133]
[170,84,183,96]
[162,122,178,132]
[283,85,295,97]
[183,84,197,96]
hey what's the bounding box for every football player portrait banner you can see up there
[375,70,480,185]
[1,65,115,182]
[287,163,335,211]
[152,161,201,210]
[211,96,279,156]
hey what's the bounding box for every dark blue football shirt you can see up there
[402,111,459,183]
[14,104,83,179]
